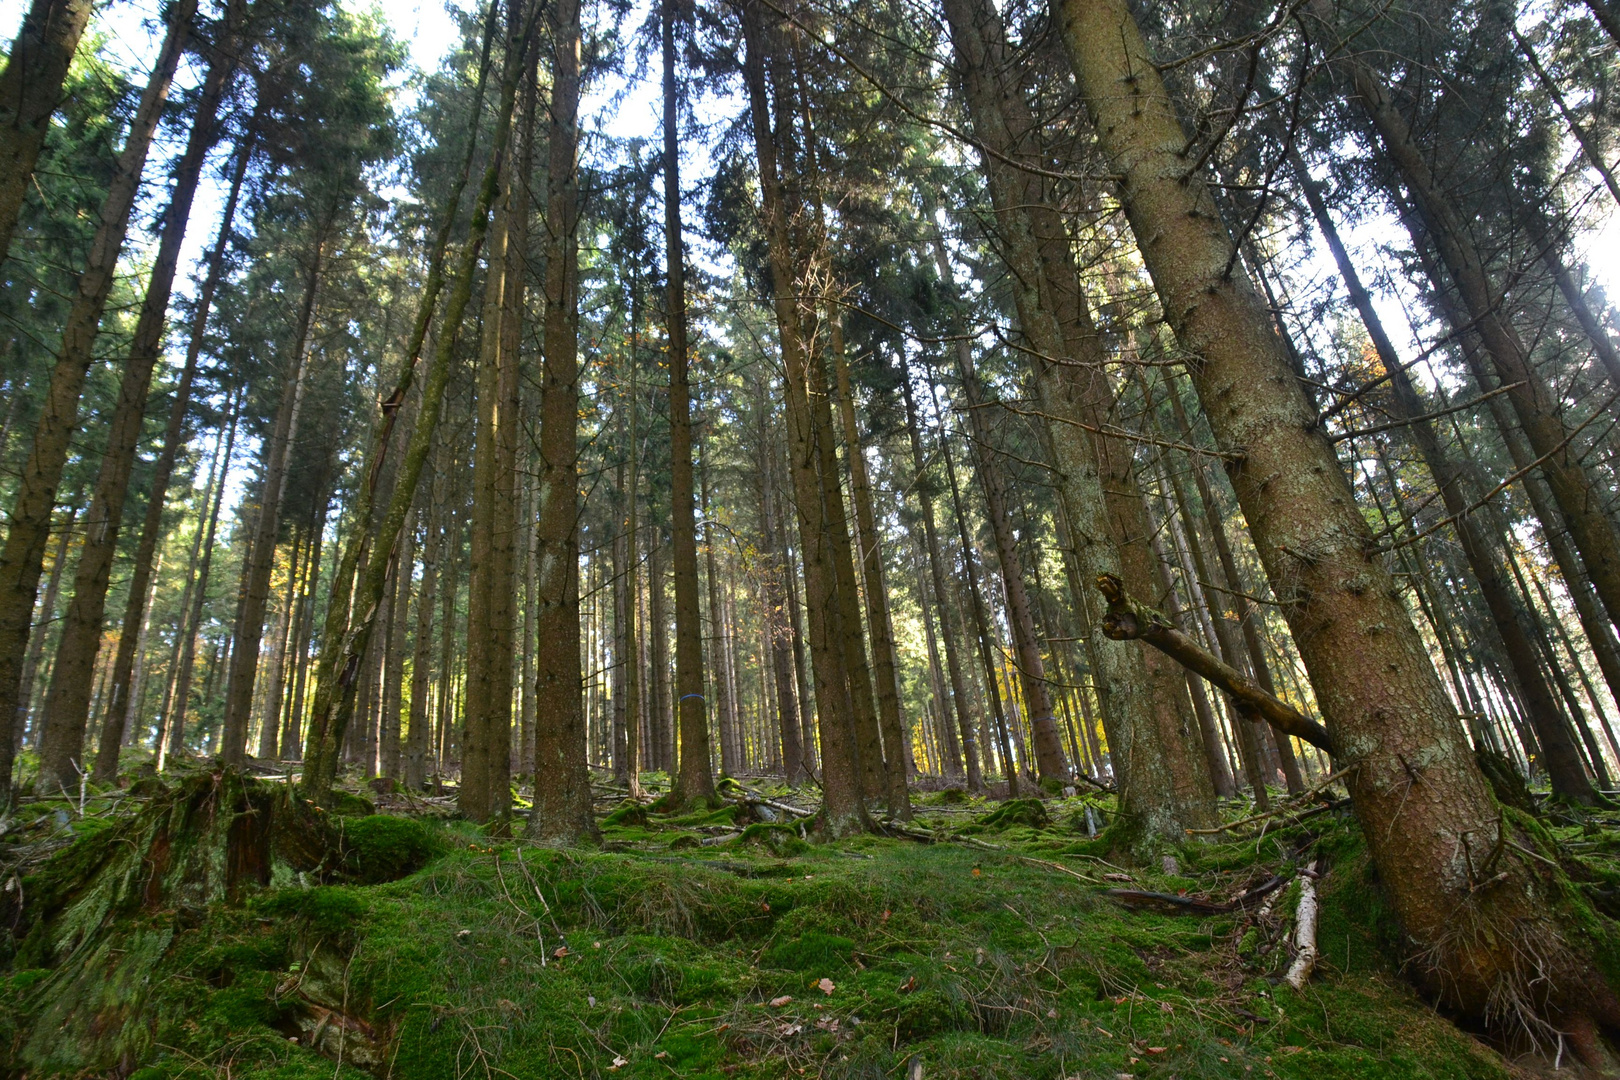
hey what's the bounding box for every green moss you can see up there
[979,798,1049,830]
[736,821,809,856]
[336,815,445,884]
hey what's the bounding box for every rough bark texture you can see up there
[526,0,597,845]
[0,0,94,264]
[1059,0,1617,1034]
[0,0,193,801]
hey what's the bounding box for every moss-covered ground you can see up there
[6,769,1607,1078]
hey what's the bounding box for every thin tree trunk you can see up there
[757,392,806,784]
[0,0,94,264]
[701,439,739,777]
[0,0,195,801]
[900,368,982,790]
[164,395,239,766]
[16,507,74,752]
[665,0,714,807]
[282,487,328,761]
[221,222,326,765]
[829,320,910,815]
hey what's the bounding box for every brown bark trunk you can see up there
[666,0,714,807]
[164,395,239,766]
[1060,0,1608,1031]
[829,319,910,816]
[900,369,982,791]
[69,1,245,785]
[526,0,596,843]
[701,440,739,778]
[1294,156,1596,803]
[757,391,807,784]
[0,0,94,263]
[16,506,74,751]
[0,0,194,801]
[740,0,867,832]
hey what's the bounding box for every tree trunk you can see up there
[0,0,94,263]
[281,485,328,761]
[1059,0,1614,1032]
[1349,54,1620,636]
[16,506,74,751]
[900,369,982,791]
[665,0,714,807]
[701,439,739,778]
[220,226,323,766]
[757,390,807,784]
[526,0,596,843]
[0,0,194,801]
[1294,156,1596,803]
[164,395,239,766]
[740,0,867,833]
[300,0,537,802]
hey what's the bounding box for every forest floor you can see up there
[3,762,1615,1079]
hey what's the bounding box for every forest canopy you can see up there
[6,0,1620,1073]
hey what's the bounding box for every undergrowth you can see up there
[5,771,1599,1078]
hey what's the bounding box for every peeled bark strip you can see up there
[665,0,715,808]
[1058,0,1616,1033]
[0,0,94,263]
[526,0,597,844]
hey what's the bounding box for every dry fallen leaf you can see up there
[552,946,570,959]
[1146,1047,1167,1054]
[816,977,836,996]
[769,995,794,1007]
[654,1051,668,1060]
[609,1056,627,1070]
[897,975,918,994]
[1104,873,1133,882]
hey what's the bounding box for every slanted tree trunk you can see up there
[16,506,74,752]
[665,0,714,807]
[47,0,243,787]
[900,369,982,791]
[0,0,195,802]
[1294,155,1596,804]
[1059,0,1620,1036]
[0,0,94,264]
[97,126,254,782]
[740,0,868,833]
[527,0,596,844]
[1346,50,1620,636]
[300,0,537,803]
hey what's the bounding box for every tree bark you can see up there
[0,0,194,801]
[0,0,94,264]
[740,0,868,833]
[526,0,597,843]
[1058,0,1610,1030]
[665,0,714,807]
[900,368,982,791]
[1294,156,1596,803]
[829,319,910,817]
